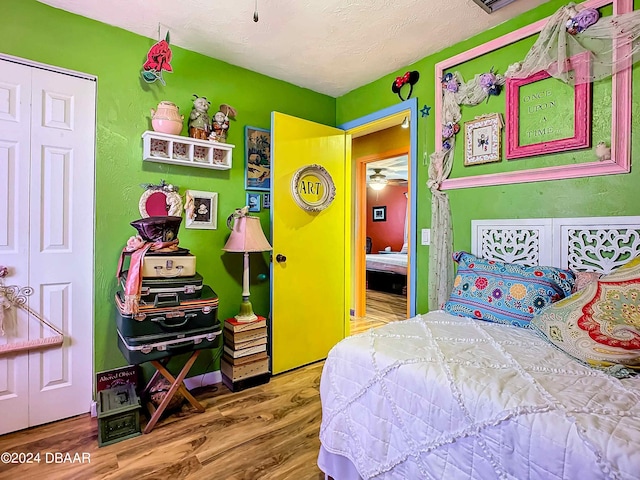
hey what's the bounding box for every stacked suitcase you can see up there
[115,249,221,365]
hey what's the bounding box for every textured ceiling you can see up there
[36,0,549,97]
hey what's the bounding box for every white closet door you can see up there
[0,60,31,435]
[0,59,95,434]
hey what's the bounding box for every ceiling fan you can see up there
[368,168,407,190]
[369,168,388,190]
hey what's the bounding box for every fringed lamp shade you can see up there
[223,215,272,322]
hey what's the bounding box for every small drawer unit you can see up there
[97,384,142,447]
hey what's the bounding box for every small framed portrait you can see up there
[184,190,218,229]
[247,193,261,212]
[245,126,271,191]
[372,206,386,222]
[263,193,271,209]
[464,114,502,166]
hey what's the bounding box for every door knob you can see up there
[276,254,287,263]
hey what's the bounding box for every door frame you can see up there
[339,98,418,317]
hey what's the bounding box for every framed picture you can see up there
[372,206,386,222]
[184,190,218,229]
[263,193,271,209]
[245,126,271,191]
[247,193,261,212]
[464,114,502,166]
[505,51,591,159]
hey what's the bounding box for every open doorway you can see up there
[356,136,409,328]
[339,98,417,332]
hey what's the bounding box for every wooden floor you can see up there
[0,290,406,480]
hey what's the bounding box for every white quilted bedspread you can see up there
[319,311,640,480]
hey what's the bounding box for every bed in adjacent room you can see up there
[319,216,640,480]
[365,251,408,295]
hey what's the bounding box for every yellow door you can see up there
[271,112,351,374]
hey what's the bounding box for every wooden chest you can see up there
[97,384,142,447]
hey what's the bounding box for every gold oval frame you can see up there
[291,164,336,212]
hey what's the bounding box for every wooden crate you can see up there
[97,384,142,447]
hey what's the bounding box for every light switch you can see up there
[421,228,431,245]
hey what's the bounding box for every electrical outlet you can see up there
[421,228,431,245]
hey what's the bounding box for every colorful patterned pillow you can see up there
[443,251,575,328]
[532,256,640,369]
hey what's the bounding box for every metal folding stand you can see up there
[142,350,205,434]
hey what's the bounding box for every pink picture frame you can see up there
[435,0,632,190]
[506,51,591,159]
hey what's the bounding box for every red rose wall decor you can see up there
[142,32,173,86]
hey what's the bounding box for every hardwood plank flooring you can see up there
[0,290,406,480]
[350,289,407,334]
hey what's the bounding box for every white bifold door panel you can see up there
[0,58,95,435]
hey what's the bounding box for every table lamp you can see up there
[223,208,272,322]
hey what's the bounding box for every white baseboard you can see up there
[184,370,222,390]
[90,401,97,418]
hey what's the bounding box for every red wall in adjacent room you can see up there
[366,184,407,252]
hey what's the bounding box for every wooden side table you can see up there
[141,350,205,434]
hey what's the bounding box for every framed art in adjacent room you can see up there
[464,113,502,166]
[247,193,261,212]
[185,190,218,229]
[245,126,271,191]
[372,206,386,222]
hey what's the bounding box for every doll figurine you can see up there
[209,104,237,143]
[188,95,211,140]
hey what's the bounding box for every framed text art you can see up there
[372,206,386,222]
[506,51,591,159]
[184,190,218,230]
[464,114,502,166]
[434,0,632,190]
[245,126,271,191]
[291,164,336,212]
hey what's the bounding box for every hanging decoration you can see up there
[142,30,173,86]
[426,69,505,309]
[391,71,419,100]
[0,266,64,355]
[565,8,600,35]
[506,2,640,86]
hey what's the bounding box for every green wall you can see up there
[5,0,640,376]
[337,0,640,314]
[2,0,336,373]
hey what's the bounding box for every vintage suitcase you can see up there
[142,253,196,278]
[114,285,218,337]
[119,270,204,303]
[117,325,222,365]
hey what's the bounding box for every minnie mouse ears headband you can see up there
[392,71,419,101]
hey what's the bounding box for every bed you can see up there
[366,253,407,295]
[319,216,640,480]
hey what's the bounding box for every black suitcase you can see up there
[117,325,222,364]
[114,285,218,337]
[119,270,204,303]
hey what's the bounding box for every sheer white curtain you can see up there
[427,74,504,309]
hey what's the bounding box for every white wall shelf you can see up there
[142,130,234,170]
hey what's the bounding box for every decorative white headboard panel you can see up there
[472,216,640,274]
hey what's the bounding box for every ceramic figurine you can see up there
[209,104,237,143]
[150,101,183,135]
[188,95,211,140]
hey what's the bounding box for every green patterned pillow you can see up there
[531,256,640,369]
